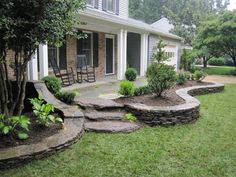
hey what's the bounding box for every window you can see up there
[107,0,115,12]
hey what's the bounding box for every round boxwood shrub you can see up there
[177,72,189,85]
[208,57,225,66]
[134,85,151,96]
[146,63,177,97]
[119,80,135,96]
[194,70,206,82]
[42,76,62,95]
[125,68,137,81]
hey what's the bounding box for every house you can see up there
[9,0,183,82]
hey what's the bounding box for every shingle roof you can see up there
[79,9,183,41]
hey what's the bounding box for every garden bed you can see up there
[0,113,62,149]
[115,81,213,106]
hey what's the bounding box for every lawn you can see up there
[201,66,235,75]
[1,84,236,177]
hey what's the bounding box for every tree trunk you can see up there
[203,56,208,68]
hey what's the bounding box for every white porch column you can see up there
[28,50,38,80]
[117,29,127,80]
[39,43,48,79]
[140,33,149,77]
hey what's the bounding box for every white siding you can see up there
[87,0,128,19]
[119,0,129,19]
[148,35,181,70]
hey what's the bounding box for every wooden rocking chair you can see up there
[76,55,96,83]
[49,57,75,86]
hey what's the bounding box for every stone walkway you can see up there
[204,75,236,84]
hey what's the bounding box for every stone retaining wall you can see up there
[125,83,224,126]
[0,119,84,170]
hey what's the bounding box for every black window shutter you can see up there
[116,0,119,15]
[59,44,67,69]
[94,0,99,9]
[93,33,99,67]
[102,0,107,11]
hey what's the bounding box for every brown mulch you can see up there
[0,113,62,149]
[115,81,213,107]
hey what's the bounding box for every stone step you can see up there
[85,111,125,121]
[85,121,141,133]
[75,97,124,110]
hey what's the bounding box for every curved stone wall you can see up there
[0,119,84,170]
[125,83,224,126]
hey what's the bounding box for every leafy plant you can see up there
[134,85,151,96]
[125,68,138,81]
[194,70,206,82]
[29,97,63,126]
[146,63,177,97]
[42,76,62,95]
[0,114,30,140]
[208,57,225,66]
[119,80,135,97]
[124,113,137,122]
[56,91,76,104]
[177,72,188,85]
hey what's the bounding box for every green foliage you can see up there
[208,57,225,66]
[230,70,236,76]
[0,114,30,140]
[146,63,177,97]
[56,91,76,104]
[194,70,206,82]
[42,76,62,95]
[152,40,169,64]
[125,68,138,81]
[180,49,195,71]
[129,0,229,45]
[195,11,236,68]
[29,97,63,127]
[134,85,151,96]
[119,81,135,97]
[177,72,188,85]
[124,113,137,122]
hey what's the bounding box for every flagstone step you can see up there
[75,97,124,110]
[85,111,125,121]
[85,121,141,133]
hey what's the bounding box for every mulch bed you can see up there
[0,113,62,149]
[115,81,213,107]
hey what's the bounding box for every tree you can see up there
[129,0,230,45]
[0,0,85,117]
[195,10,236,69]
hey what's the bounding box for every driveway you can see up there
[203,75,236,84]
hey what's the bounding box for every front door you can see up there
[106,36,114,75]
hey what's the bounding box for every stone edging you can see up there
[0,118,84,170]
[125,82,224,126]
[33,81,84,119]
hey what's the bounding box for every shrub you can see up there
[56,91,76,104]
[0,114,30,140]
[29,97,63,127]
[124,113,137,122]
[119,80,135,96]
[177,72,188,85]
[230,70,236,76]
[208,57,225,66]
[191,74,195,81]
[42,76,62,95]
[125,68,137,81]
[134,85,151,96]
[146,63,176,97]
[194,70,206,82]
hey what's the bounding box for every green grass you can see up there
[201,66,235,75]
[1,84,236,177]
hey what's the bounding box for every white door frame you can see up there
[105,34,115,75]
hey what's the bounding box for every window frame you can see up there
[87,0,95,8]
[106,0,116,14]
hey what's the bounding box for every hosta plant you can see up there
[0,114,30,140]
[29,97,63,127]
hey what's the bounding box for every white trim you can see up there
[86,0,95,7]
[105,34,115,75]
[39,44,49,79]
[106,0,117,14]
